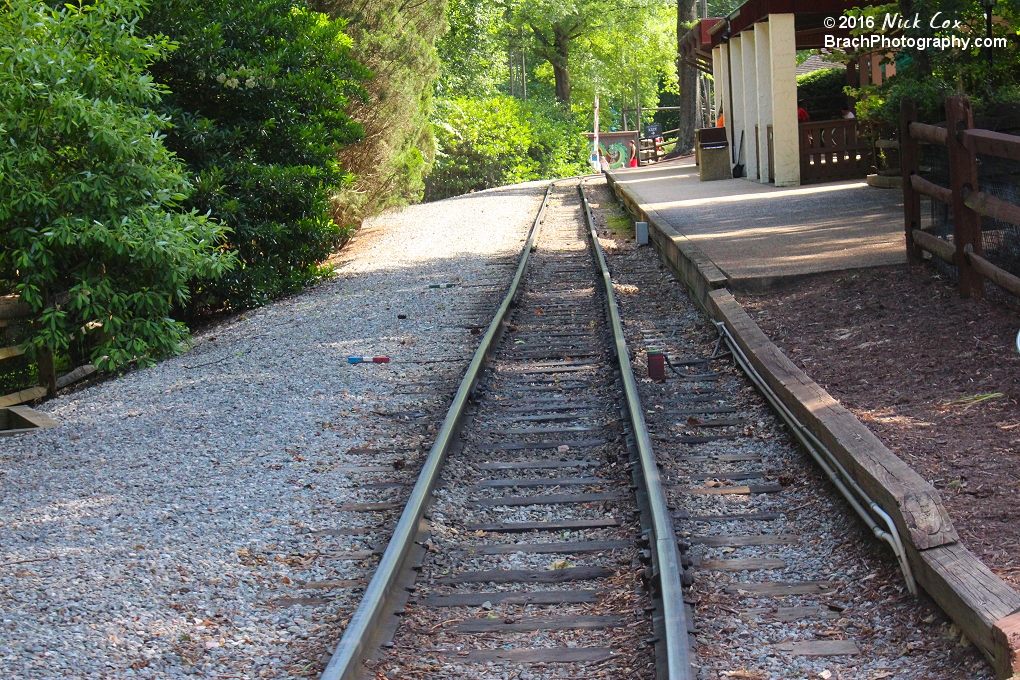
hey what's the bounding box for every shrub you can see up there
[313,0,447,228]
[797,67,848,121]
[0,0,235,371]
[141,0,369,310]
[426,96,589,200]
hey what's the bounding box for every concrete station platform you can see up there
[608,158,906,291]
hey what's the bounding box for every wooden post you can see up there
[900,98,922,262]
[37,346,57,398]
[945,94,985,298]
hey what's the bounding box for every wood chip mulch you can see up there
[740,263,1020,590]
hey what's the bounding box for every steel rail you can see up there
[711,320,917,594]
[320,182,554,680]
[578,183,693,680]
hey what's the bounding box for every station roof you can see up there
[680,0,886,71]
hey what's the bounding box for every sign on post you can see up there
[643,123,662,139]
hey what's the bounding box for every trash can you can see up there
[696,127,730,182]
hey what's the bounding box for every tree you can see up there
[438,0,509,95]
[141,0,369,310]
[844,1,1019,125]
[513,0,674,108]
[312,0,447,223]
[0,0,234,370]
[574,3,676,128]
[514,0,606,105]
[676,3,697,154]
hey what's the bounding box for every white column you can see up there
[717,44,730,145]
[740,29,758,180]
[754,21,772,183]
[768,14,800,186]
[729,36,744,175]
[712,45,723,122]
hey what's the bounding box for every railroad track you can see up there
[585,179,990,679]
[317,178,986,680]
[320,181,691,680]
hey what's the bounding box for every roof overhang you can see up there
[680,19,723,74]
[680,0,890,70]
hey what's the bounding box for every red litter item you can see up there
[647,350,665,381]
[347,356,390,364]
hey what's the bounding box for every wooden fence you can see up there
[0,295,95,407]
[799,119,874,184]
[901,95,1020,299]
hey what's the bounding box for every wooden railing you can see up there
[799,119,874,183]
[0,295,95,406]
[900,95,1020,299]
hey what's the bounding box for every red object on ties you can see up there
[647,351,665,381]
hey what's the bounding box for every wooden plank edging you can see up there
[708,288,957,549]
[604,170,727,312]
[8,405,59,429]
[604,175,1020,678]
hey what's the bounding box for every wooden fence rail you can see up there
[900,95,1020,299]
[0,295,94,405]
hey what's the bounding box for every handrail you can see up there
[910,174,953,205]
[578,183,693,680]
[908,122,948,147]
[320,182,554,680]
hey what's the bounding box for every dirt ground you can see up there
[741,264,1020,590]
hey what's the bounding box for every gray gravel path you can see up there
[0,182,547,679]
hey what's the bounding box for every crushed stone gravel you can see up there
[0,182,547,679]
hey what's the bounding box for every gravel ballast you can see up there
[0,183,546,679]
[585,176,994,679]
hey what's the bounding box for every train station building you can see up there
[680,0,886,186]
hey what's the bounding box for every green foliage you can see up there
[513,0,672,105]
[426,95,588,200]
[797,67,849,121]
[844,1,1020,125]
[0,0,234,370]
[141,0,369,310]
[314,0,447,226]
[855,73,956,125]
[569,2,677,125]
[438,0,508,95]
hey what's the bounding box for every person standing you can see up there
[629,139,638,168]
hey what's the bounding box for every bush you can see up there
[426,96,589,200]
[797,67,848,121]
[853,67,955,126]
[0,0,235,371]
[313,0,447,227]
[141,0,369,310]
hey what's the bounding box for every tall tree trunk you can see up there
[551,27,572,105]
[553,63,571,104]
[676,0,697,154]
[529,22,574,105]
